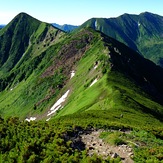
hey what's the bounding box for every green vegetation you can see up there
[99,130,163,162]
[100,131,126,146]
[0,12,163,162]
[80,12,163,67]
[0,13,66,118]
[0,13,41,75]
[0,115,163,162]
[0,117,126,163]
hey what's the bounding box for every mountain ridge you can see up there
[0,12,162,120]
[0,12,64,75]
[0,12,163,162]
[54,29,163,121]
[80,12,163,67]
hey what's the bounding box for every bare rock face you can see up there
[81,130,134,163]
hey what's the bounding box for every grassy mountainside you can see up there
[0,13,163,162]
[80,12,163,67]
[54,30,163,122]
[0,13,64,76]
[0,13,40,74]
[0,13,65,117]
[0,13,162,121]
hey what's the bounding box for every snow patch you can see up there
[138,22,141,26]
[114,47,121,55]
[94,65,98,69]
[47,90,70,116]
[25,117,36,122]
[95,20,98,28]
[46,117,51,121]
[90,79,98,87]
[47,105,61,116]
[94,61,98,69]
[70,70,75,78]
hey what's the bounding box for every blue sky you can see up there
[0,0,163,25]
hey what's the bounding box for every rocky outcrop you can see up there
[63,128,134,162]
[81,130,134,163]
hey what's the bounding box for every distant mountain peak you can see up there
[12,12,41,23]
[0,12,63,73]
[80,12,163,67]
[17,12,29,16]
[52,23,78,32]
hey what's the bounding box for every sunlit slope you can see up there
[0,12,162,123]
[55,31,163,123]
[80,12,163,67]
[0,15,102,118]
[0,13,64,76]
[0,13,66,118]
[0,13,163,163]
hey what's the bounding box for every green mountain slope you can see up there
[0,13,163,162]
[0,13,162,122]
[0,13,40,74]
[54,30,163,122]
[80,12,163,67]
[0,12,64,76]
[0,13,65,116]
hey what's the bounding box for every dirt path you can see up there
[81,130,134,163]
